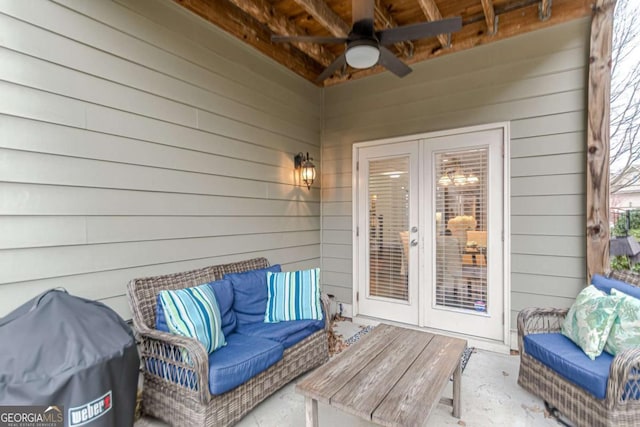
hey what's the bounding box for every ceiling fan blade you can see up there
[315,53,347,83]
[378,46,412,77]
[377,17,462,45]
[271,35,347,44]
[352,0,375,36]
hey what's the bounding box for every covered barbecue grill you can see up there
[0,289,139,427]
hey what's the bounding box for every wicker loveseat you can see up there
[517,270,640,427]
[127,258,330,426]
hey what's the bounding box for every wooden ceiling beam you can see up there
[480,0,498,35]
[325,0,591,85]
[226,0,335,66]
[172,0,322,81]
[292,0,350,37]
[540,0,552,21]
[374,0,413,58]
[416,0,451,47]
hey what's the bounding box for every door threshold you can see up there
[352,315,511,355]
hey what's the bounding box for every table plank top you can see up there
[372,334,467,427]
[296,324,467,427]
[330,327,434,419]
[296,323,397,403]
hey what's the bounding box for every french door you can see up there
[355,125,507,342]
[356,141,420,325]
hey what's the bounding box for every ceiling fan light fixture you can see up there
[345,40,379,69]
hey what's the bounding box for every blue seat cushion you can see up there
[149,323,283,394]
[235,319,324,349]
[524,333,613,400]
[592,274,640,300]
[224,265,281,325]
[208,279,237,336]
[207,333,283,395]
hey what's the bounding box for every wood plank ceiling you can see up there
[174,0,593,86]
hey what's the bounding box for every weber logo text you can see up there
[68,391,112,426]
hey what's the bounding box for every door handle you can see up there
[410,239,418,247]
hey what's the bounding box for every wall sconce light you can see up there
[294,152,316,190]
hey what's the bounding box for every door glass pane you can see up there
[434,149,488,312]
[368,157,409,301]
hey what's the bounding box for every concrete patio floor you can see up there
[136,322,562,427]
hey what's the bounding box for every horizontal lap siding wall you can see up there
[0,0,321,319]
[321,19,590,331]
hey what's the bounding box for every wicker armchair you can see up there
[517,270,640,427]
[127,258,330,426]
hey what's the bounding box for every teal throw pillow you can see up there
[604,289,640,356]
[159,283,226,354]
[264,268,323,323]
[561,285,620,360]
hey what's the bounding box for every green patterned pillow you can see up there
[561,285,620,360]
[604,289,640,356]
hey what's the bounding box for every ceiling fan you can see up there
[271,0,462,83]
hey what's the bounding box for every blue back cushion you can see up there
[224,265,281,325]
[156,296,170,332]
[592,274,640,300]
[208,279,237,336]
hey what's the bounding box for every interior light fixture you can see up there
[345,40,380,69]
[452,172,467,186]
[466,174,479,184]
[438,158,480,187]
[294,152,316,190]
[438,175,453,186]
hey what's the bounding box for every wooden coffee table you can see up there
[296,324,467,427]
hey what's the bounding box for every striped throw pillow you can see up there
[159,283,226,354]
[264,268,323,323]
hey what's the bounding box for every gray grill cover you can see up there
[0,289,139,427]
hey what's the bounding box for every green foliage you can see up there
[612,210,640,237]
[611,255,631,271]
[611,212,640,272]
[611,256,640,273]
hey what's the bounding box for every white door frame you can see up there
[352,122,511,349]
